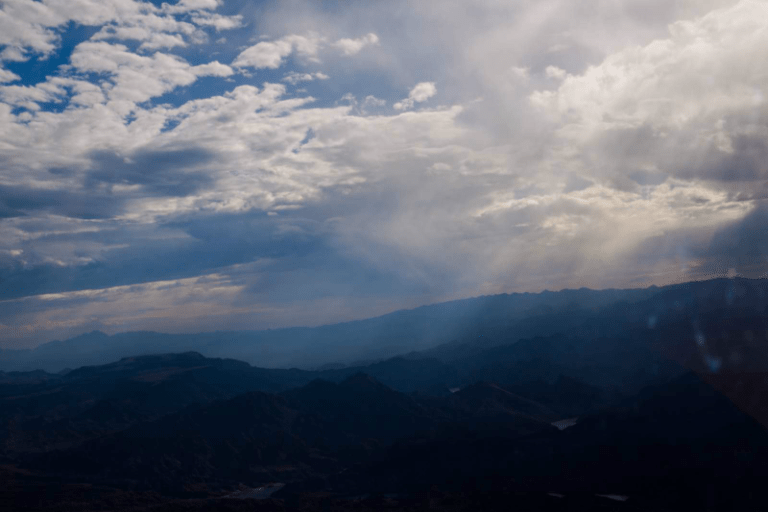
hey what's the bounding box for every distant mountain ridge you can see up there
[2,278,767,377]
[0,279,720,372]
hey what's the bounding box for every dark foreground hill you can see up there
[10,372,555,498]
[1,351,767,511]
[282,372,768,511]
[0,352,468,458]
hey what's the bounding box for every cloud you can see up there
[282,71,330,85]
[364,95,386,107]
[86,147,217,197]
[233,32,380,70]
[0,68,20,83]
[173,0,222,11]
[409,81,437,102]
[232,34,325,69]
[331,33,379,55]
[545,65,566,80]
[68,41,232,113]
[394,81,436,110]
[529,0,768,187]
[233,39,294,69]
[94,26,190,51]
[705,205,768,269]
[0,0,766,348]
[190,12,242,31]
[0,183,123,219]
[0,0,241,63]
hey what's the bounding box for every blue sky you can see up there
[0,0,766,347]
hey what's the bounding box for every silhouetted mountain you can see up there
[4,355,768,511]
[15,370,564,498]
[318,357,460,395]
[283,374,440,447]
[0,369,60,385]
[400,278,768,410]
[296,372,768,511]
[40,390,314,493]
[449,381,559,421]
[0,352,315,455]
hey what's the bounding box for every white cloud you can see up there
[544,65,566,80]
[191,12,242,31]
[0,0,241,63]
[529,0,768,185]
[173,0,221,11]
[0,0,65,60]
[364,95,386,107]
[232,34,324,70]
[394,81,437,110]
[234,32,379,70]
[282,71,330,84]
[69,42,232,112]
[0,68,20,83]
[233,39,295,69]
[0,77,73,110]
[409,81,437,102]
[283,34,323,60]
[549,0,765,128]
[193,61,234,77]
[332,33,379,55]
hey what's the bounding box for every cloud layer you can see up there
[0,0,765,347]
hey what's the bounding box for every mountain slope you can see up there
[0,283,665,372]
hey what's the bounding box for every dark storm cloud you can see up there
[163,210,326,261]
[236,246,438,304]
[0,183,123,219]
[590,119,768,187]
[679,134,768,183]
[705,205,768,267]
[86,147,216,197]
[0,171,480,305]
[629,170,668,187]
[563,175,594,193]
[0,209,332,300]
[624,204,768,281]
[1,145,218,223]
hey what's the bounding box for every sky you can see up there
[1,0,767,348]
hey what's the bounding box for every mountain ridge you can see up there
[4,277,762,373]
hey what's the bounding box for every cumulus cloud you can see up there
[233,39,295,69]
[364,95,386,108]
[0,68,20,83]
[331,33,379,55]
[233,32,380,70]
[544,65,566,80]
[528,0,768,189]
[0,0,241,62]
[233,33,331,69]
[68,41,232,112]
[394,81,436,110]
[282,71,330,84]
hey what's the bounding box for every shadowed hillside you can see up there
[2,278,768,510]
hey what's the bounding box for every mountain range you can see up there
[2,277,768,510]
